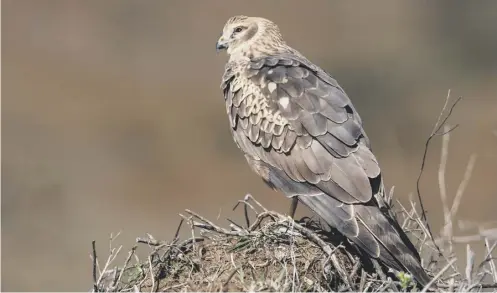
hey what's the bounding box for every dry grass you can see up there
[89,91,497,292]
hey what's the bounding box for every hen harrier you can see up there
[216,15,430,286]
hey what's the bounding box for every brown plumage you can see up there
[216,15,431,287]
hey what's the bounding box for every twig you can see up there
[289,219,299,292]
[233,199,257,228]
[415,90,462,256]
[189,214,197,253]
[480,239,497,283]
[114,245,137,289]
[173,218,184,241]
[178,237,204,249]
[136,237,162,246]
[148,256,156,293]
[96,247,122,287]
[244,193,268,212]
[421,258,457,293]
[248,211,277,231]
[184,209,248,236]
[92,240,98,292]
[236,200,255,228]
[226,218,245,232]
[466,282,497,291]
[439,124,453,253]
[450,154,477,220]
[188,220,247,236]
[466,244,475,286]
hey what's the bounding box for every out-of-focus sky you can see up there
[2,1,497,290]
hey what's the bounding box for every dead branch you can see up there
[415,90,462,255]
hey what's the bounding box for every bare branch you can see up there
[415,90,462,255]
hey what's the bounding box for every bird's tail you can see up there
[298,193,432,287]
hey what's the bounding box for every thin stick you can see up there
[226,218,245,231]
[415,90,462,255]
[244,204,250,228]
[173,219,184,241]
[232,199,256,228]
[185,209,248,236]
[450,154,477,219]
[248,211,277,231]
[148,256,155,293]
[481,239,497,283]
[245,193,268,212]
[466,244,475,285]
[466,282,497,291]
[114,245,137,288]
[439,124,453,252]
[136,237,162,246]
[421,258,457,293]
[92,240,98,292]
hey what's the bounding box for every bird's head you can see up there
[216,16,286,59]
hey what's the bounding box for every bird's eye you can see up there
[234,26,244,33]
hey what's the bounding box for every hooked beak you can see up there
[216,36,228,53]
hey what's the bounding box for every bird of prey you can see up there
[216,15,431,286]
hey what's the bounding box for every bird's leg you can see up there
[288,196,299,219]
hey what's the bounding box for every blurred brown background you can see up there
[2,0,497,291]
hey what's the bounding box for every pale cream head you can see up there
[216,16,287,60]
